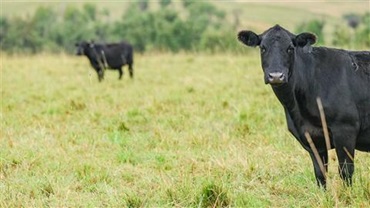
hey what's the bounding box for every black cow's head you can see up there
[238,25,316,85]
[75,41,94,56]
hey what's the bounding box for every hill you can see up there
[2,0,368,30]
[1,1,369,52]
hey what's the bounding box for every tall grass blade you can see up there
[305,132,327,179]
[316,97,331,151]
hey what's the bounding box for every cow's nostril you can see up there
[267,72,285,84]
[268,72,284,79]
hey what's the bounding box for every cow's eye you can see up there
[260,46,266,54]
[287,46,294,54]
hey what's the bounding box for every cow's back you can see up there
[351,51,370,149]
[102,42,133,68]
[293,47,370,148]
[351,51,370,75]
[309,48,370,100]
[348,51,370,101]
[325,50,370,151]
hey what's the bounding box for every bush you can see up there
[332,12,370,49]
[0,2,233,54]
[296,19,325,45]
[1,2,367,54]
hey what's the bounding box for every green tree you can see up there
[58,5,97,52]
[332,12,369,49]
[0,2,234,53]
[296,19,325,45]
[83,3,97,21]
[112,5,155,52]
[31,7,58,52]
[332,25,351,48]
[180,1,226,51]
[159,0,172,8]
[355,12,370,48]
[2,16,37,53]
[0,16,9,48]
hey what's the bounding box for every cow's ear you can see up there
[88,40,95,48]
[238,30,261,47]
[295,32,316,46]
[294,32,316,53]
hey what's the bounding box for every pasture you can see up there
[1,53,370,207]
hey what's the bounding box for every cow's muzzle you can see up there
[267,72,286,85]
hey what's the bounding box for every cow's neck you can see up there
[271,82,298,115]
[84,49,95,60]
[84,48,99,65]
[272,51,317,130]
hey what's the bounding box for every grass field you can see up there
[1,53,370,207]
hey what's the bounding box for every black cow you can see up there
[238,25,370,188]
[75,41,134,82]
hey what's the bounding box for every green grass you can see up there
[1,53,370,207]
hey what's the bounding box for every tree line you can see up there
[0,1,369,54]
[296,13,370,50]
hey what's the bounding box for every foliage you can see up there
[295,12,369,49]
[332,25,351,48]
[332,12,370,49]
[355,12,370,48]
[113,1,227,52]
[159,0,172,8]
[295,19,325,45]
[0,1,232,54]
[0,2,368,54]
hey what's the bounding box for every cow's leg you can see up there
[332,128,356,186]
[309,150,328,188]
[336,148,355,186]
[98,68,104,82]
[118,68,123,80]
[128,64,134,78]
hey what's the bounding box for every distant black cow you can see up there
[238,25,370,188]
[75,41,134,82]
